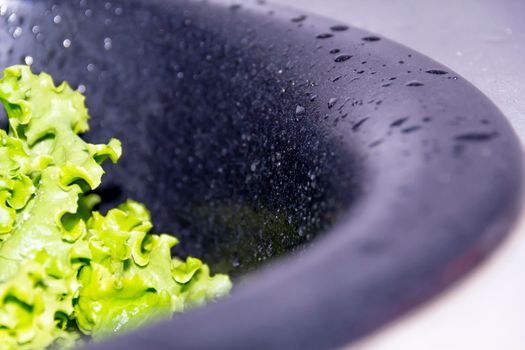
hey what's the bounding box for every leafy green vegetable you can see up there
[0,65,231,349]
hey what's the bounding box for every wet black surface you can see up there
[0,0,522,349]
[0,0,361,278]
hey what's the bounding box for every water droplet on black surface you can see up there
[362,36,381,42]
[295,105,305,115]
[316,33,334,39]
[352,118,369,131]
[369,139,384,148]
[24,56,33,66]
[330,24,349,32]
[12,27,22,38]
[402,126,421,134]
[334,54,352,62]
[406,81,424,87]
[104,37,112,50]
[7,13,17,23]
[291,15,306,22]
[426,69,448,75]
[390,117,408,127]
[455,132,498,142]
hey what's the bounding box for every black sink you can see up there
[0,0,522,349]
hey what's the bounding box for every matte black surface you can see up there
[0,0,522,349]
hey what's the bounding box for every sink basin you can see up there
[0,0,522,349]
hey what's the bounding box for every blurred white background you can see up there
[268,0,525,349]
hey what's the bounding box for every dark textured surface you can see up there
[0,0,522,349]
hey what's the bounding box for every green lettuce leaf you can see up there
[0,65,232,349]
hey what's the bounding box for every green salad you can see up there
[0,65,232,349]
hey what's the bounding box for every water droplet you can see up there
[0,5,7,16]
[455,132,498,142]
[329,48,341,54]
[362,36,381,42]
[24,56,33,66]
[369,139,383,148]
[78,84,86,93]
[328,98,338,109]
[176,72,184,79]
[87,63,95,72]
[114,7,123,15]
[291,15,306,22]
[85,8,93,17]
[390,117,408,127]
[250,162,258,172]
[402,126,421,134]
[7,13,16,23]
[330,24,349,32]
[406,81,424,87]
[105,2,112,10]
[295,105,305,115]
[104,37,112,50]
[309,94,318,102]
[53,15,62,24]
[12,27,22,38]
[31,25,40,34]
[316,33,334,39]
[63,39,71,48]
[426,69,448,75]
[334,54,352,62]
[352,118,369,131]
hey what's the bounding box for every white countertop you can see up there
[268,0,525,348]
